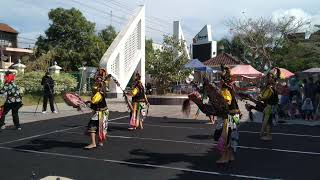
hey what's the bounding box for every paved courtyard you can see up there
[0,101,319,180]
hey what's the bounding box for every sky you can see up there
[1,0,320,48]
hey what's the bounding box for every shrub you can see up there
[15,71,77,94]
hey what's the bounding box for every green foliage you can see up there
[217,36,246,61]
[35,8,117,71]
[99,25,117,47]
[273,41,320,72]
[147,35,190,93]
[145,38,156,73]
[15,72,77,94]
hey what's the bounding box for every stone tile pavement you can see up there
[2,99,320,127]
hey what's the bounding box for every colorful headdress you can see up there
[135,72,141,80]
[220,64,232,83]
[94,68,108,83]
[268,67,281,80]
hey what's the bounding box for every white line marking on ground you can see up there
[109,116,129,122]
[239,130,320,138]
[0,146,282,180]
[110,122,320,138]
[0,126,84,145]
[110,122,204,130]
[63,132,320,156]
[0,116,128,145]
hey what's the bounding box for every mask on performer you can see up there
[220,64,232,83]
[92,68,108,94]
[267,67,280,85]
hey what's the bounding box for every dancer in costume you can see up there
[216,65,241,164]
[84,68,110,149]
[127,72,149,130]
[0,71,23,130]
[258,68,280,141]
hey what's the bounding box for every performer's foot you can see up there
[229,154,235,161]
[261,136,272,141]
[216,158,229,164]
[128,127,136,130]
[98,143,103,147]
[1,125,6,130]
[84,144,97,149]
[41,111,47,114]
[52,111,58,114]
[260,131,264,137]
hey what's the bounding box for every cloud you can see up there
[272,8,320,33]
[2,0,320,47]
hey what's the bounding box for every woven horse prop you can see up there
[182,83,229,119]
[63,74,133,111]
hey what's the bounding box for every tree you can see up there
[227,16,307,71]
[217,36,246,61]
[145,38,156,73]
[98,25,117,48]
[273,40,320,72]
[36,8,106,71]
[148,35,190,94]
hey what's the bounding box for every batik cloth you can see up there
[87,109,109,143]
[129,102,147,128]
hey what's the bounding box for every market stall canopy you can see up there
[302,68,320,73]
[279,68,294,79]
[230,65,263,77]
[184,59,213,72]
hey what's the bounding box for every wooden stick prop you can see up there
[108,75,133,111]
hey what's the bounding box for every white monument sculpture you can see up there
[100,6,145,98]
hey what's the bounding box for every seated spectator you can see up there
[288,96,300,119]
[301,98,314,120]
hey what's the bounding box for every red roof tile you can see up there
[0,23,18,34]
[203,53,242,67]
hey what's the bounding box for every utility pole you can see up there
[110,10,113,26]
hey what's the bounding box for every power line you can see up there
[69,0,171,35]
[96,0,172,33]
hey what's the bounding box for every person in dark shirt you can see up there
[304,77,316,108]
[0,71,23,130]
[41,72,56,113]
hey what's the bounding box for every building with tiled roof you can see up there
[203,52,243,81]
[0,23,18,34]
[0,23,33,69]
[203,52,242,68]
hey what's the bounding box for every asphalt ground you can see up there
[0,112,320,180]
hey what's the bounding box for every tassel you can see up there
[182,99,191,117]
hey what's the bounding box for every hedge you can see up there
[15,71,77,94]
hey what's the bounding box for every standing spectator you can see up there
[146,83,152,95]
[288,77,301,102]
[279,82,290,118]
[304,77,316,106]
[41,72,57,113]
[0,71,23,130]
[301,98,314,120]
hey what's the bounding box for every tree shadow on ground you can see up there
[187,134,213,140]
[124,148,236,180]
[12,139,87,151]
